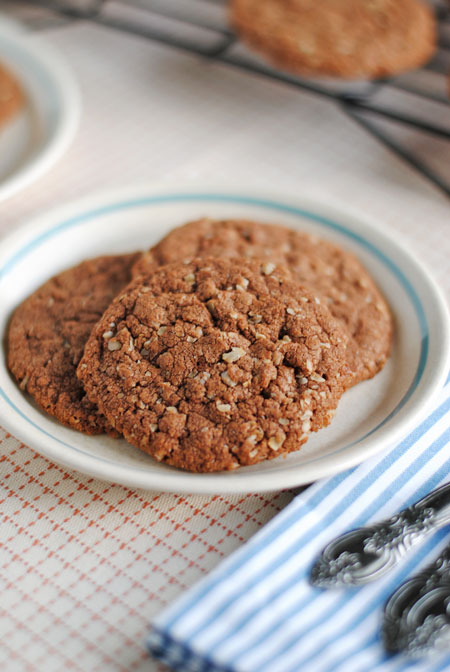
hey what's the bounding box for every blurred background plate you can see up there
[0,15,80,202]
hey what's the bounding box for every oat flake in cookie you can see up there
[230,0,436,80]
[78,258,349,473]
[8,253,140,434]
[132,218,392,387]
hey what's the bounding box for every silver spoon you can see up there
[310,482,450,588]
[382,541,450,657]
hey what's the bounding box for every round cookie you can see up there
[132,218,392,387]
[78,257,350,473]
[8,253,140,434]
[230,0,436,80]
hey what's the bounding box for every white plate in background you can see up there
[0,185,449,493]
[0,16,80,201]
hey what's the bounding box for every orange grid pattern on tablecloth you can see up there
[0,429,295,672]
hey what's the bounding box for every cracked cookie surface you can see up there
[78,257,349,472]
[132,218,392,387]
[8,253,140,434]
[230,0,436,79]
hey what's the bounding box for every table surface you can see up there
[0,3,449,671]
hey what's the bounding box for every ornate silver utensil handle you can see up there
[382,541,450,657]
[310,482,450,588]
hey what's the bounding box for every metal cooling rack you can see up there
[20,0,450,197]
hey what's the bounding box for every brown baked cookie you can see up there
[132,218,392,387]
[78,257,350,472]
[0,63,23,127]
[8,253,140,434]
[230,0,436,79]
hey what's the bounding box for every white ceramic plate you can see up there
[0,185,449,494]
[0,17,80,201]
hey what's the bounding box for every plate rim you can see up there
[0,24,80,202]
[0,184,449,494]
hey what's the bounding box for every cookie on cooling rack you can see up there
[230,0,436,79]
[132,218,392,387]
[8,253,140,434]
[78,258,350,472]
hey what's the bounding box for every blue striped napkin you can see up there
[148,376,450,672]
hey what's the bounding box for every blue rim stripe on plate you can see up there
[0,193,429,473]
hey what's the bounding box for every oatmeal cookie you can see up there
[8,253,140,434]
[230,0,436,79]
[132,218,392,386]
[78,257,349,472]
